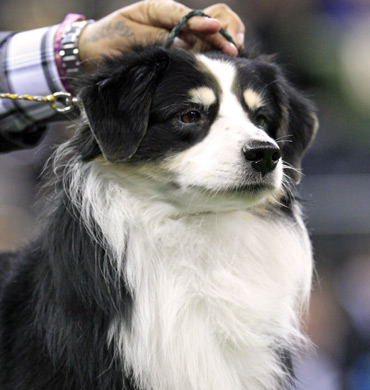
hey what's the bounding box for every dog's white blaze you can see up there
[197,55,240,118]
[243,88,264,111]
[189,86,216,107]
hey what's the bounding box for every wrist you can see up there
[54,14,93,94]
[77,22,96,73]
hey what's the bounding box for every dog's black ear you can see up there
[278,78,318,183]
[79,48,170,162]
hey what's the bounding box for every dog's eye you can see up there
[256,115,267,130]
[180,110,201,124]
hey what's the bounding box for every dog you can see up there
[0,45,317,390]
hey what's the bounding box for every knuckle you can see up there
[213,3,232,13]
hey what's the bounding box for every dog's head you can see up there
[78,46,317,210]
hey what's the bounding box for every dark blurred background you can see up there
[0,1,369,389]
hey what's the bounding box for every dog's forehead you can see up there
[194,54,272,112]
[152,52,273,111]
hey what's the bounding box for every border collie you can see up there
[0,45,317,390]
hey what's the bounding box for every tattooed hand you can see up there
[79,0,245,72]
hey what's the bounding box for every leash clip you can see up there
[49,91,79,113]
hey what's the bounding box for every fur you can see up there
[0,45,317,390]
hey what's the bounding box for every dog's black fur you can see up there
[0,45,316,390]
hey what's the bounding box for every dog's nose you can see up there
[242,142,281,176]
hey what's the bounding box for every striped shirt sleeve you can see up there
[0,25,66,146]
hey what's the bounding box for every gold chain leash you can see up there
[0,91,79,114]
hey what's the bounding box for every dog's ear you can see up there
[278,78,318,183]
[79,49,170,162]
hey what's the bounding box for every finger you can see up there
[204,3,245,48]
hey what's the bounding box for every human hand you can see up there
[78,0,245,72]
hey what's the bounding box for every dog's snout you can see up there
[242,142,281,176]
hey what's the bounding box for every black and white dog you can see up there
[0,45,317,389]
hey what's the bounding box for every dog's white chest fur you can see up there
[103,196,312,390]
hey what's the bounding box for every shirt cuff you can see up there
[0,25,66,132]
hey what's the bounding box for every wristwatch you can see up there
[59,20,92,80]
